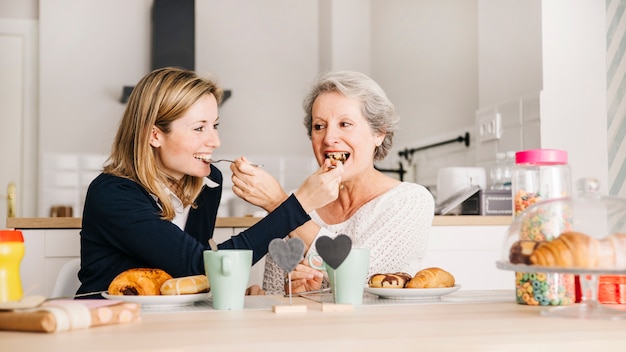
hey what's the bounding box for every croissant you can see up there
[160,275,210,295]
[108,268,173,295]
[406,267,455,288]
[529,232,599,268]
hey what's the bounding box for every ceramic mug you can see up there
[203,249,252,310]
[311,248,370,305]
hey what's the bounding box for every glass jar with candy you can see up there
[511,149,575,306]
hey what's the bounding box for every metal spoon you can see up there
[194,155,262,167]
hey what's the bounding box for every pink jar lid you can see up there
[515,149,568,165]
[0,230,24,243]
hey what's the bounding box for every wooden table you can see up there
[3,290,626,351]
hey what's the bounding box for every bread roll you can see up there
[368,272,412,288]
[160,275,210,295]
[406,267,455,288]
[108,268,172,296]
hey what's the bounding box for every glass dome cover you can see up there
[497,178,626,319]
[500,178,626,273]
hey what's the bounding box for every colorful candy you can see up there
[515,190,573,241]
[515,271,575,306]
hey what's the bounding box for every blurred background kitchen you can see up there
[0,0,622,227]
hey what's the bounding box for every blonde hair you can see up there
[104,67,224,220]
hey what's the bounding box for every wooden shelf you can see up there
[6,215,511,230]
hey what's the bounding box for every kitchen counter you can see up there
[2,291,626,350]
[6,215,512,229]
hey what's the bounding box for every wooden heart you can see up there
[268,237,305,273]
[315,234,352,269]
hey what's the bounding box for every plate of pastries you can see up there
[102,268,210,307]
[365,267,461,299]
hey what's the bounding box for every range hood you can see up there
[121,0,231,104]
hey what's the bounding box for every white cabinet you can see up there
[21,229,80,297]
[423,225,510,290]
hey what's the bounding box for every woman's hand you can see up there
[245,285,266,296]
[284,263,324,294]
[293,159,344,213]
[231,156,288,212]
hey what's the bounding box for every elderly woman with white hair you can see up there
[230,71,435,294]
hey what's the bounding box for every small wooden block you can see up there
[321,303,354,312]
[272,305,308,313]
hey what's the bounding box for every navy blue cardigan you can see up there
[77,165,309,297]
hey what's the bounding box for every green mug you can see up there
[318,248,370,305]
[203,249,252,310]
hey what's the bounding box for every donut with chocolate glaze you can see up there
[368,272,412,288]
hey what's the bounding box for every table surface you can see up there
[3,290,626,351]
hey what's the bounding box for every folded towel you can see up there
[0,299,140,333]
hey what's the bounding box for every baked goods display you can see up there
[368,268,455,289]
[108,268,210,296]
[507,231,626,270]
[406,267,455,288]
[160,275,210,295]
[368,272,412,288]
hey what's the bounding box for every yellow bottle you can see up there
[0,230,25,302]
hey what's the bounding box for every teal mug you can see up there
[203,250,252,310]
[309,248,370,305]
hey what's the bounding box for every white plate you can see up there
[364,284,462,300]
[101,292,210,307]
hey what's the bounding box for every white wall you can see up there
[474,0,543,176]
[474,0,609,195]
[196,0,319,158]
[540,0,608,193]
[33,0,482,212]
[0,0,617,213]
[370,0,478,154]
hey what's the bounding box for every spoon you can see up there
[193,154,262,167]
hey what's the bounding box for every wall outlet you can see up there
[478,112,501,142]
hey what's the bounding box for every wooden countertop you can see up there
[6,215,512,229]
[2,291,626,350]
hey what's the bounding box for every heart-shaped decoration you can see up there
[315,234,352,269]
[268,237,305,272]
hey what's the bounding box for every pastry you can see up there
[368,272,412,288]
[529,232,599,268]
[406,267,455,288]
[325,152,349,162]
[108,268,172,296]
[509,240,541,264]
[160,275,210,295]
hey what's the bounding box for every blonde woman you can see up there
[77,67,343,298]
